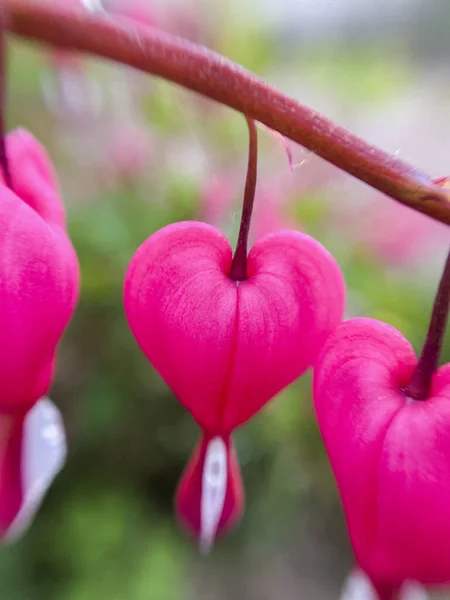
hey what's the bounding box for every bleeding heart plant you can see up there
[314,249,450,599]
[124,118,345,549]
[0,128,79,541]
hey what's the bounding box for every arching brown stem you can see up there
[4,0,450,225]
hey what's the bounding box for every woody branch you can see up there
[5,0,450,225]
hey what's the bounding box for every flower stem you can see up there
[405,249,450,400]
[6,0,450,225]
[0,9,11,189]
[229,117,258,281]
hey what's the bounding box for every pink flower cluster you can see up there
[2,124,450,600]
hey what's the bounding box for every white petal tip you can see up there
[4,397,67,544]
[199,437,227,555]
[401,583,428,600]
[340,570,378,600]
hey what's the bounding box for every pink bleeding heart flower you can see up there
[124,220,345,548]
[0,129,79,541]
[313,317,450,598]
[355,194,449,267]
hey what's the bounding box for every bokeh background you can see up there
[4,0,450,598]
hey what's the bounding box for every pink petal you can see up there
[124,221,345,432]
[124,221,236,431]
[313,318,450,587]
[2,129,66,228]
[0,130,79,410]
[375,366,450,585]
[222,229,345,431]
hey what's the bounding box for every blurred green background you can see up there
[4,0,450,598]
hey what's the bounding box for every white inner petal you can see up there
[199,436,228,554]
[400,582,428,600]
[340,571,429,600]
[340,570,379,600]
[4,397,67,544]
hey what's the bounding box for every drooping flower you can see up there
[313,317,450,598]
[0,129,79,541]
[124,220,345,548]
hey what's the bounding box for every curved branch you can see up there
[6,0,450,224]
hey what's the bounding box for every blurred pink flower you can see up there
[356,195,449,266]
[106,0,203,41]
[199,171,239,226]
[106,0,158,27]
[249,190,300,246]
[41,50,103,121]
[108,122,153,181]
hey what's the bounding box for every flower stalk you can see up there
[405,249,450,400]
[5,0,450,225]
[229,117,258,281]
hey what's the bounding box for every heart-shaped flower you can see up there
[0,129,79,540]
[0,129,79,410]
[313,317,450,597]
[125,220,345,547]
